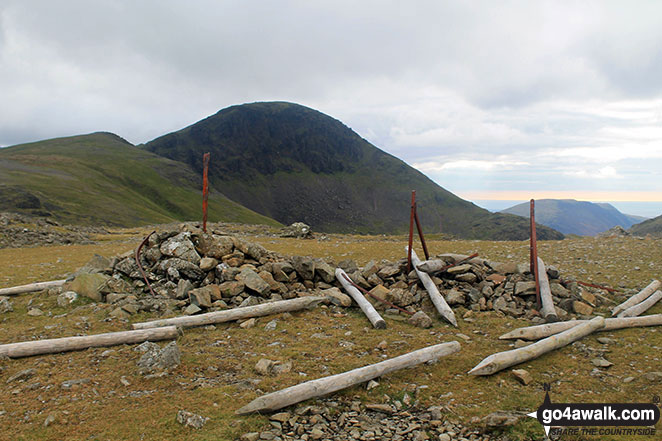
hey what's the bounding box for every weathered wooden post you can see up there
[530,199,541,308]
[612,280,661,316]
[408,247,457,326]
[336,268,386,329]
[469,316,605,375]
[537,257,558,322]
[236,341,461,414]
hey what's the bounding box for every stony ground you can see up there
[0,223,661,441]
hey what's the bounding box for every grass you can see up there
[0,133,281,228]
[0,229,661,440]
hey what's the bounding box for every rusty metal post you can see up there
[413,207,430,260]
[530,199,541,308]
[407,190,416,272]
[202,152,210,233]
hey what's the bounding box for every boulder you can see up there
[237,268,270,296]
[314,260,336,283]
[160,233,201,264]
[64,273,110,302]
[292,256,315,280]
[195,234,234,258]
[408,311,433,328]
[219,281,245,298]
[322,287,352,307]
[445,289,465,306]
[279,222,313,238]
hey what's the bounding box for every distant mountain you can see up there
[145,102,563,240]
[501,199,645,236]
[629,214,662,237]
[0,132,279,227]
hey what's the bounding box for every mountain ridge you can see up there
[145,101,563,240]
[501,199,644,236]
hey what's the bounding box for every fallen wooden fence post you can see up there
[618,290,662,318]
[133,296,325,330]
[499,314,662,340]
[0,279,67,296]
[537,257,558,322]
[236,341,461,414]
[336,268,386,329]
[408,247,457,327]
[469,316,605,376]
[0,326,178,358]
[612,280,661,316]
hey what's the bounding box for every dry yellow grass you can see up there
[1,230,661,440]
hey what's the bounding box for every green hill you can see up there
[629,214,662,237]
[145,102,563,240]
[0,132,280,227]
[501,199,644,236]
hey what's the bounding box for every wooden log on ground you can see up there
[408,247,457,327]
[133,296,325,330]
[537,257,558,322]
[0,279,67,296]
[0,326,178,358]
[612,280,661,316]
[499,314,662,340]
[469,316,605,376]
[236,341,461,414]
[618,290,662,318]
[336,268,386,329]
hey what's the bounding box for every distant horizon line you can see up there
[458,191,662,203]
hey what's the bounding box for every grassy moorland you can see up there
[0,227,661,441]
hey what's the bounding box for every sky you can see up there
[2,1,662,216]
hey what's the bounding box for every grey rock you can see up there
[322,288,352,307]
[199,257,218,271]
[237,268,271,296]
[280,222,312,238]
[61,378,90,389]
[408,311,433,328]
[511,369,533,385]
[184,304,202,315]
[362,260,379,278]
[265,319,278,331]
[0,297,13,313]
[176,409,208,429]
[138,341,181,374]
[377,266,400,279]
[160,233,201,264]
[189,287,212,308]
[7,368,36,384]
[446,264,472,274]
[292,256,315,280]
[445,289,465,306]
[467,288,482,303]
[550,283,571,298]
[456,273,477,283]
[27,308,44,316]
[158,258,205,280]
[591,357,613,368]
[219,280,245,298]
[514,281,536,296]
[195,234,234,259]
[239,296,261,308]
[492,296,508,311]
[315,260,336,283]
[176,279,193,300]
[236,239,268,261]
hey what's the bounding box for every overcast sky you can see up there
[2,1,662,215]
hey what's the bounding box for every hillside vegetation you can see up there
[145,102,562,240]
[502,199,643,236]
[629,213,662,237]
[0,133,279,227]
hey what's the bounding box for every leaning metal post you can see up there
[407,190,416,272]
[202,152,210,233]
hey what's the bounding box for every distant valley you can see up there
[501,199,646,236]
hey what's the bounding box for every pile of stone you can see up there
[0,212,103,248]
[240,398,498,441]
[59,224,604,323]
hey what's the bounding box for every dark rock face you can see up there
[145,102,563,240]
